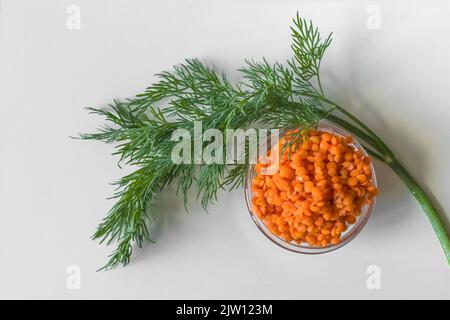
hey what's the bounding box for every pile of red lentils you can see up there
[251,129,378,247]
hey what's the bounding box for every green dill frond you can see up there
[290,13,333,81]
[81,14,336,270]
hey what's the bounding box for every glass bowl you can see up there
[244,122,377,254]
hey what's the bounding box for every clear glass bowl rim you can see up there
[244,121,378,254]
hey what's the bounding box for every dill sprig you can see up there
[81,13,450,270]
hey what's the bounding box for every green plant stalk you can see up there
[326,100,394,160]
[288,96,450,263]
[305,75,450,264]
[323,108,450,265]
[389,158,450,264]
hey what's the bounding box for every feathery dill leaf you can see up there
[81,17,334,269]
[81,16,349,270]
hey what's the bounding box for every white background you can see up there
[1,0,450,299]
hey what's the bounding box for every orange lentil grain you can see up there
[251,129,378,248]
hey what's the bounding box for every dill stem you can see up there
[323,98,394,160]
[317,72,325,96]
[389,159,450,265]
[324,114,383,155]
[301,91,394,159]
[325,113,450,265]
